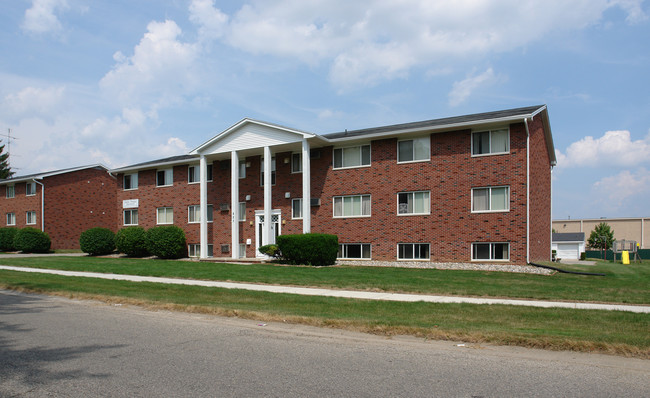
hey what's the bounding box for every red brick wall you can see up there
[527,114,553,262]
[0,181,42,230]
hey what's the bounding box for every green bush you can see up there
[14,227,51,253]
[115,226,149,257]
[580,252,586,261]
[146,225,187,259]
[79,227,116,256]
[276,233,338,266]
[258,244,281,258]
[0,227,18,251]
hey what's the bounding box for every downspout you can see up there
[524,118,530,264]
[33,179,45,231]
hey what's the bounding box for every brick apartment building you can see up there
[0,105,556,264]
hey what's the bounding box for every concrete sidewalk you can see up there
[1,265,648,313]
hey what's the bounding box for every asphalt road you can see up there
[1,290,648,397]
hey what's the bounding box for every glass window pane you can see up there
[398,141,413,162]
[188,166,197,183]
[473,132,489,155]
[343,147,361,168]
[413,137,429,160]
[362,195,371,216]
[491,129,508,153]
[398,193,409,214]
[292,199,302,219]
[351,195,361,216]
[347,244,361,258]
[493,243,509,260]
[414,192,429,213]
[473,189,489,211]
[361,145,371,165]
[292,153,302,173]
[237,203,244,221]
[491,187,508,211]
[239,160,246,178]
[132,210,138,225]
[473,243,490,260]
[166,208,173,223]
[207,164,213,181]
[334,197,342,217]
[333,149,342,168]
[362,244,371,259]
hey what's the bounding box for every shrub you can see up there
[276,233,338,266]
[79,227,116,256]
[146,225,187,259]
[115,226,149,257]
[14,227,51,253]
[0,227,18,251]
[258,244,281,258]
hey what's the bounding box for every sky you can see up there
[1,0,649,220]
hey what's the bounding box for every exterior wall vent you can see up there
[219,203,230,211]
[221,244,230,253]
[310,198,321,206]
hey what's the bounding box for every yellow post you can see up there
[621,250,630,265]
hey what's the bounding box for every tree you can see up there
[0,141,12,179]
[587,222,615,250]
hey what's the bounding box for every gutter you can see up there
[33,179,45,231]
[524,118,530,264]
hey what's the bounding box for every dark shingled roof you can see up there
[552,233,585,242]
[323,105,546,139]
[0,165,108,184]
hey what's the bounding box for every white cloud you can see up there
[555,130,650,168]
[189,0,229,42]
[3,86,65,118]
[448,68,502,106]
[591,168,650,215]
[22,0,69,35]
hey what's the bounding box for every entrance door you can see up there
[255,210,281,257]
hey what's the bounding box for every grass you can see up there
[0,256,648,304]
[1,269,648,358]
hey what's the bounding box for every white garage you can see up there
[552,233,585,260]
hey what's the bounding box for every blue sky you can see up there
[1,0,649,220]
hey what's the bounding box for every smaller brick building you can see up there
[0,165,117,250]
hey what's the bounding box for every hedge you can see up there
[0,227,18,251]
[585,249,650,261]
[79,227,116,256]
[146,225,187,259]
[14,227,51,253]
[276,233,338,266]
[115,226,149,257]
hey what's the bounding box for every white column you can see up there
[199,155,208,259]
[301,138,311,234]
[263,146,272,246]
[231,151,240,259]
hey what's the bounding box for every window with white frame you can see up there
[239,159,246,179]
[123,173,138,190]
[472,242,509,261]
[472,186,509,212]
[260,157,276,186]
[157,207,174,224]
[333,145,371,169]
[238,202,246,221]
[398,137,430,163]
[398,243,430,260]
[397,191,430,215]
[188,205,213,223]
[156,169,173,187]
[26,182,36,196]
[472,128,509,156]
[292,198,302,219]
[123,209,138,225]
[291,153,302,173]
[338,243,371,259]
[333,194,371,217]
[6,185,14,198]
[26,211,36,225]
[6,213,15,226]
[188,164,212,184]
[188,244,213,258]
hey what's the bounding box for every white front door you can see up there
[255,210,281,257]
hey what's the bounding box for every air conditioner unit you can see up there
[310,149,321,159]
[310,198,321,206]
[221,244,230,253]
[219,203,230,211]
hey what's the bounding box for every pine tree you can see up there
[0,141,12,179]
[587,222,615,250]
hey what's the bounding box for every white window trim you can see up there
[471,128,510,157]
[123,209,138,226]
[6,213,15,226]
[397,243,431,261]
[123,173,138,191]
[188,164,213,184]
[26,182,36,196]
[188,243,213,258]
[471,186,510,213]
[188,204,213,223]
[292,198,303,219]
[397,137,430,164]
[471,242,510,262]
[156,168,173,187]
[332,144,371,170]
[291,152,302,174]
[333,194,372,218]
[6,185,15,199]
[337,243,372,260]
[26,211,36,225]
[156,207,174,225]
[397,191,431,216]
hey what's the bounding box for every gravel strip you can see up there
[336,260,554,275]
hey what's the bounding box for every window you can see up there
[188,205,213,223]
[156,169,173,187]
[338,243,371,259]
[26,211,36,225]
[123,173,138,190]
[333,145,370,169]
[291,153,302,173]
[472,128,509,156]
[398,137,430,163]
[6,213,15,226]
[157,207,173,224]
[260,157,276,186]
[333,195,371,217]
[188,244,214,258]
[123,209,138,226]
[239,202,246,221]
[239,159,246,179]
[397,191,430,215]
[292,198,302,219]
[26,182,36,196]
[472,243,510,261]
[472,186,509,212]
[6,185,14,198]
[398,243,430,260]
[188,165,213,183]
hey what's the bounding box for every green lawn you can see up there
[0,256,648,304]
